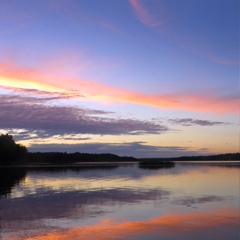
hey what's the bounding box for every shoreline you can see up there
[0,160,239,168]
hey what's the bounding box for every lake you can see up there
[0,162,239,240]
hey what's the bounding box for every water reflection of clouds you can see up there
[16,207,239,240]
[9,164,175,198]
[2,188,170,222]
[9,164,238,207]
[10,175,166,198]
[1,164,239,239]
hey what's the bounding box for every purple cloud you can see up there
[0,94,168,136]
[168,118,228,126]
[172,195,225,207]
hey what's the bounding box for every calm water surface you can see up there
[0,162,239,240]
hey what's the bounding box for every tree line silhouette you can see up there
[27,152,136,164]
[0,134,27,165]
[0,134,136,165]
[0,133,239,166]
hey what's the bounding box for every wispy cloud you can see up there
[0,94,168,137]
[129,0,163,28]
[3,187,170,222]
[168,118,228,127]
[172,195,225,207]
[206,54,240,66]
[132,1,239,67]
[0,60,238,114]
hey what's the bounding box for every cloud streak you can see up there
[0,94,168,137]
[0,60,238,114]
[3,187,170,221]
[129,0,163,28]
[128,1,239,67]
[168,118,228,127]
[172,195,225,207]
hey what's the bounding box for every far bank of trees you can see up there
[0,134,136,165]
[170,153,240,161]
[27,152,137,164]
[0,133,239,166]
[0,134,28,165]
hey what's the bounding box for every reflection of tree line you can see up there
[0,165,122,197]
[1,160,239,198]
[139,160,175,170]
[0,168,26,197]
[0,162,174,198]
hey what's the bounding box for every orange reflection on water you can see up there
[25,207,239,240]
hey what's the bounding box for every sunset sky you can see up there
[0,0,239,157]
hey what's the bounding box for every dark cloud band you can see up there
[168,118,227,126]
[0,94,168,136]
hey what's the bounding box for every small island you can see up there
[139,160,175,169]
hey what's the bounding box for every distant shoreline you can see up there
[1,161,239,169]
[0,162,136,168]
[0,153,239,167]
[139,153,240,162]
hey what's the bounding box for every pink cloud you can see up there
[0,60,238,114]
[129,1,238,67]
[129,0,163,28]
[206,54,240,66]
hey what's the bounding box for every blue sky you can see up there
[0,0,239,157]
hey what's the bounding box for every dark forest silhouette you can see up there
[141,153,240,162]
[27,152,136,164]
[0,134,27,165]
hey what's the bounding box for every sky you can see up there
[0,0,239,158]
